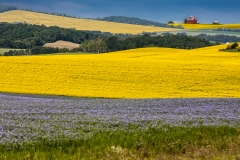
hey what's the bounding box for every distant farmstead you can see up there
[213,21,220,24]
[187,15,197,24]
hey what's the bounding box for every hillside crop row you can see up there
[0,45,239,98]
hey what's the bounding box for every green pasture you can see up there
[0,48,22,55]
[0,125,239,160]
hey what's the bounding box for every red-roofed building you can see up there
[187,15,197,24]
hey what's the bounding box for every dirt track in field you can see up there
[43,40,79,50]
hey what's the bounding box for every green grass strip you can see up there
[0,125,240,159]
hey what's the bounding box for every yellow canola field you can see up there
[0,10,179,34]
[173,23,240,30]
[0,44,240,98]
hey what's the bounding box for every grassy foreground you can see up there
[1,125,239,159]
[0,45,240,98]
[1,93,240,159]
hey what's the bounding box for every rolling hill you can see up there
[0,44,239,98]
[98,16,183,28]
[0,10,180,34]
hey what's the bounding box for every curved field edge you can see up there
[0,10,180,34]
[0,46,240,98]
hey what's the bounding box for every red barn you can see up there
[187,15,197,24]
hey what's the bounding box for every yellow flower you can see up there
[0,45,239,98]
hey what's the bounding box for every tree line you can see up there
[219,42,239,52]
[0,22,214,56]
[21,8,81,19]
[0,22,109,49]
[214,28,240,32]
[3,47,82,56]
[3,34,213,55]
[0,22,138,50]
[0,5,17,13]
[197,34,240,43]
[81,34,213,53]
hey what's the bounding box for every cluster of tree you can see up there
[0,5,17,13]
[226,42,239,50]
[31,47,73,55]
[0,22,108,49]
[3,34,213,56]
[80,39,107,53]
[197,34,240,43]
[3,47,82,56]
[0,22,215,56]
[80,34,213,53]
[0,22,142,50]
[97,16,184,29]
[219,42,239,52]
[3,49,30,56]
